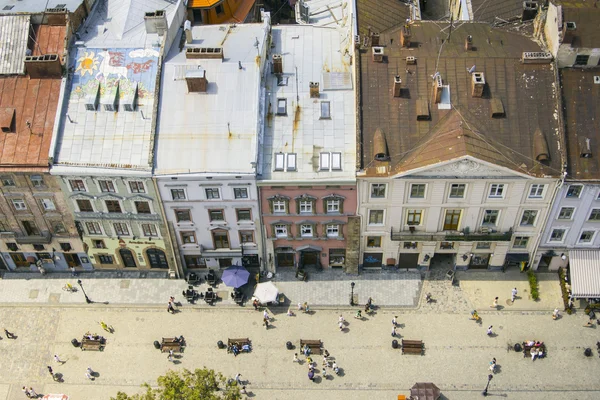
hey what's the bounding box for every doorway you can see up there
[218,258,232,268]
[300,250,319,268]
[276,252,294,267]
[119,249,137,268]
[22,221,40,236]
[147,248,168,269]
[443,210,461,231]
[64,253,81,267]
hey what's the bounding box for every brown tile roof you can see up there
[560,5,600,49]
[0,24,65,169]
[561,69,600,180]
[469,0,524,23]
[358,21,562,177]
[355,0,412,37]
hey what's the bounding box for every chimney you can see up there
[310,82,320,98]
[372,46,384,63]
[471,72,485,97]
[393,76,402,97]
[186,68,208,93]
[0,108,15,133]
[144,10,168,36]
[579,137,592,158]
[400,25,411,48]
[186,47,223,60]
[24,54,63,78]
[563,21,576,45]
[521,1,539,22]
[465,35,473,51]
[184,20,192,44]
[272,54,283,74]
[371,33,380,46]
[431,74,443,103]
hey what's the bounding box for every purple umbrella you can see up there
[221,265,250,288]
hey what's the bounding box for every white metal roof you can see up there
[0,15,30,75]
[154,21,269,175]
[295,0,352,28]
[0,0,84,14]
[569,250,600,298]
[260,24,356,183]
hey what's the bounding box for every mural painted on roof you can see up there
[70,48,160,100]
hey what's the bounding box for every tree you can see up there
[112,368,241,400]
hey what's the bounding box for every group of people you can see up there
[167,296,177,313]
[526,340,545,360]
[21,386,38,398]
[230,342,252,356]
[295,348,338,381]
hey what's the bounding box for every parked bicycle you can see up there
[62,283,77,292]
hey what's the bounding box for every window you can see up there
[171,189,186,200]
[205,188,220,199]
[181,231,197,244]
[185,256,206,268]
[30,175,44,188]
[326,199,340,213]
[142,224,158,236]
[276,98,287,115]
[113,223,129,236]
[129,181,145,193]
[86,222,102,235]
[410,184,426,198]
[320,101,330,119]
[575,54,590,66]
[489,184,504,198]
[209,209,224,221]
[60,242,72,252]
[7,243,18,251]
[320,153,330,170]
[105,200,122,213]
[300,224,313,237]
[1,176,15,186]
[212,231,229,248]
[371,183,386,198]
[274,153,285,171]
[215,4,224,14]
[520,210,538,226]
[549,229,566,242]
[299,200,313,214]
[476,242,491,249]
[98,180,115,192]
[33,245,45,252]
[558,207,574,220]
[135,201,151,214]
[175,209,191,222]
[52,221,66,234]
[22,221,40,236]
[368,210,384,225]
[240,231,254,243]
[443,210,461,230]
[366,236,381,247]
[236,209,252,221]
[287,153,297,171]
[234,187,248,199]
[566,185,582,198]
[331,152,342,170]
[273,200,286,213]
[93,239,106,249]
[77,199,93,212]
[326,224,340,237]
[589,209,600,221]
[98,255,114,264]
[404,242,418,249]
[40,198,56,211]
[529,184,545,198]
[329,249,345,266]
[274,224,287,238]
[406,210,422,226]
[69,179,86,192]
[482,210,499,225]
[12,199,26,211]
[579,231,595,243]
[449,184,466,198]
[440,241,454,250]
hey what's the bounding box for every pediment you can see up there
[403,157,530,178]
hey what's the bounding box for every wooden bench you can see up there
[401,339,423,355]
[300,339,322,355]
[161,338,183,353]
[81,337,105,351]
[228,338,251,353]
[522,342,546,358]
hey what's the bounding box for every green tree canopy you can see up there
[111,368,241,400]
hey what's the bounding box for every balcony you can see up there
[15,231,52,244]
[391,227,512,242]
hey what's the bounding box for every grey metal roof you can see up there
[0,0,84,14]
[0,15,30,75]
[569,250,600,298]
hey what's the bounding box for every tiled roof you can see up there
[0,15,30,75]
[469,0,524,23]
[561,5,600,49]
[355,0,412,37]
[561,69,600,180]
[0,0,84,14]
[358,21,562,178]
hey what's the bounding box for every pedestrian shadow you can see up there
[340,327,349,333]
[495,364,502,374]
[487,332,499,338]
[396,323,405,329]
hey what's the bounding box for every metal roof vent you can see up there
[372,47,384,63]
[373,128,389,161]
[522,1,539,22]
[393,76,402,98]
[186,68,208,93]
[100,81,119,112]
[533,128,550,161]
[416,98,430,121]
[465,35,473,51]
[490,98,505,118]
[579,137,592,158]
[121,82,138,112]
[471,72,485,98]
[85,81,100,111]
[406,56,416,65]
[432,74,443,104]
[566,21,576,30]
[594,76,600,84]
[0,108,15,133]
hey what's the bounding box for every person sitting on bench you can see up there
[242,343,251,352]
[302,344,311,356]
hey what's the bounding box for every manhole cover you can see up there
[120,280,131,289]
[49,293,60,303]
[29,289,39,299]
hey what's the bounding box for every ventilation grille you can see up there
[521,52,552,64]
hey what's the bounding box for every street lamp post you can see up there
[482,374,493,396]
[350,282,355,306]
[77,279,92,304]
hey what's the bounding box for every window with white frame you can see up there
[331,153,341,170]
[367,236,381,247]
[181,231,196,244]
[208,209,224,221]
[30,175,44,188]
[40,198,56,211]
[205,188,220,199]
[579,231,595,243]
[105,200,122,213]
[236,209,252,221]
[482,210,499,225]
[274,153,285,171]
[175,209,192,222]
[299,200,313,214]
[513,236,529,248]
[12,199,26,211]
[129,181,145,193]
[566,185,583,198]
[529,184,545,198]
[113,223,129,236]
[588,209,600,221]
[135,201,151,214]
[276,98,287,115]
[370,183,386,198]
[171,188,186,200]
[300,224,313,237]
[273,200,286,213]
[406,210,422,226]
[69,179,86,192]
[240,231,254,243]
[234,187,248,199]
[287,153,297,171]
[449,184,466,198]
[86,222,102,235]
[520,210,538,226]
[368,210,384,225]
[98,180,115,193]
[1,176,15,186]
[320,153,330,170]
[549,228,566,242]
[326,199,340,213]
[326,224,340,237]
[489,184,505,198]
[558,207,574,220]
[320,101,331,119]
[76,199,93,212]
[274,224,287,238]
[141,224,158,236]
[410,184,426,198]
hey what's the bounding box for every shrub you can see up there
[528,270,539,301]
[558,267,573,312]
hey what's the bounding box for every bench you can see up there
[81,337,105,351]
[161,338,183,353]
[300,339,322,355]
[522,342,546,358]
[228,338,251,353]
[402,339,423,355]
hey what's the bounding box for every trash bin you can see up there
[584,348,592,357]
[286,341,293,350]
[392,340,399,349]
[71,338,80,348]
[514,343,522,352]
[153,340,161,350]
[217,340,225,349]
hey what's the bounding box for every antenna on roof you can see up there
[447,15,453,41]
[239,61,242,70]
[254,37,260,56]
[467,65,476,74]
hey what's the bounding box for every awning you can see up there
[505,253,529,262]
[569,250,600,298]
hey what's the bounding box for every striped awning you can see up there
[569,250,600,298]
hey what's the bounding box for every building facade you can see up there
[0,15,89,271]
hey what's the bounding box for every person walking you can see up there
[253,299,259,311]
[47,366,55,380]
[490,297,499,309]
[293,353,299,363]
[264,319,269,329]
[487,325,493,336]
[235,373,242,385]
[489,357,497,372]
[392,316,398,327]
[511,288,517,302]
[22,386,30,398]
[263,310,269,321]
[167,302,175,313]
[392,326,397,337]
[86,366,94,380]
[54,354,65,364]
[339,314,344,324]
[28,387,37,398]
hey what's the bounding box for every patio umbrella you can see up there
[253,281,279,304]
[221,265,250,288]
[410,382,441,400]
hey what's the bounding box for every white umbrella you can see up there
[253,281,279,304]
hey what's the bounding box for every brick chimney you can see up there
[393,76,402,97]
[400,25,411,48]
[471,72,485,98]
